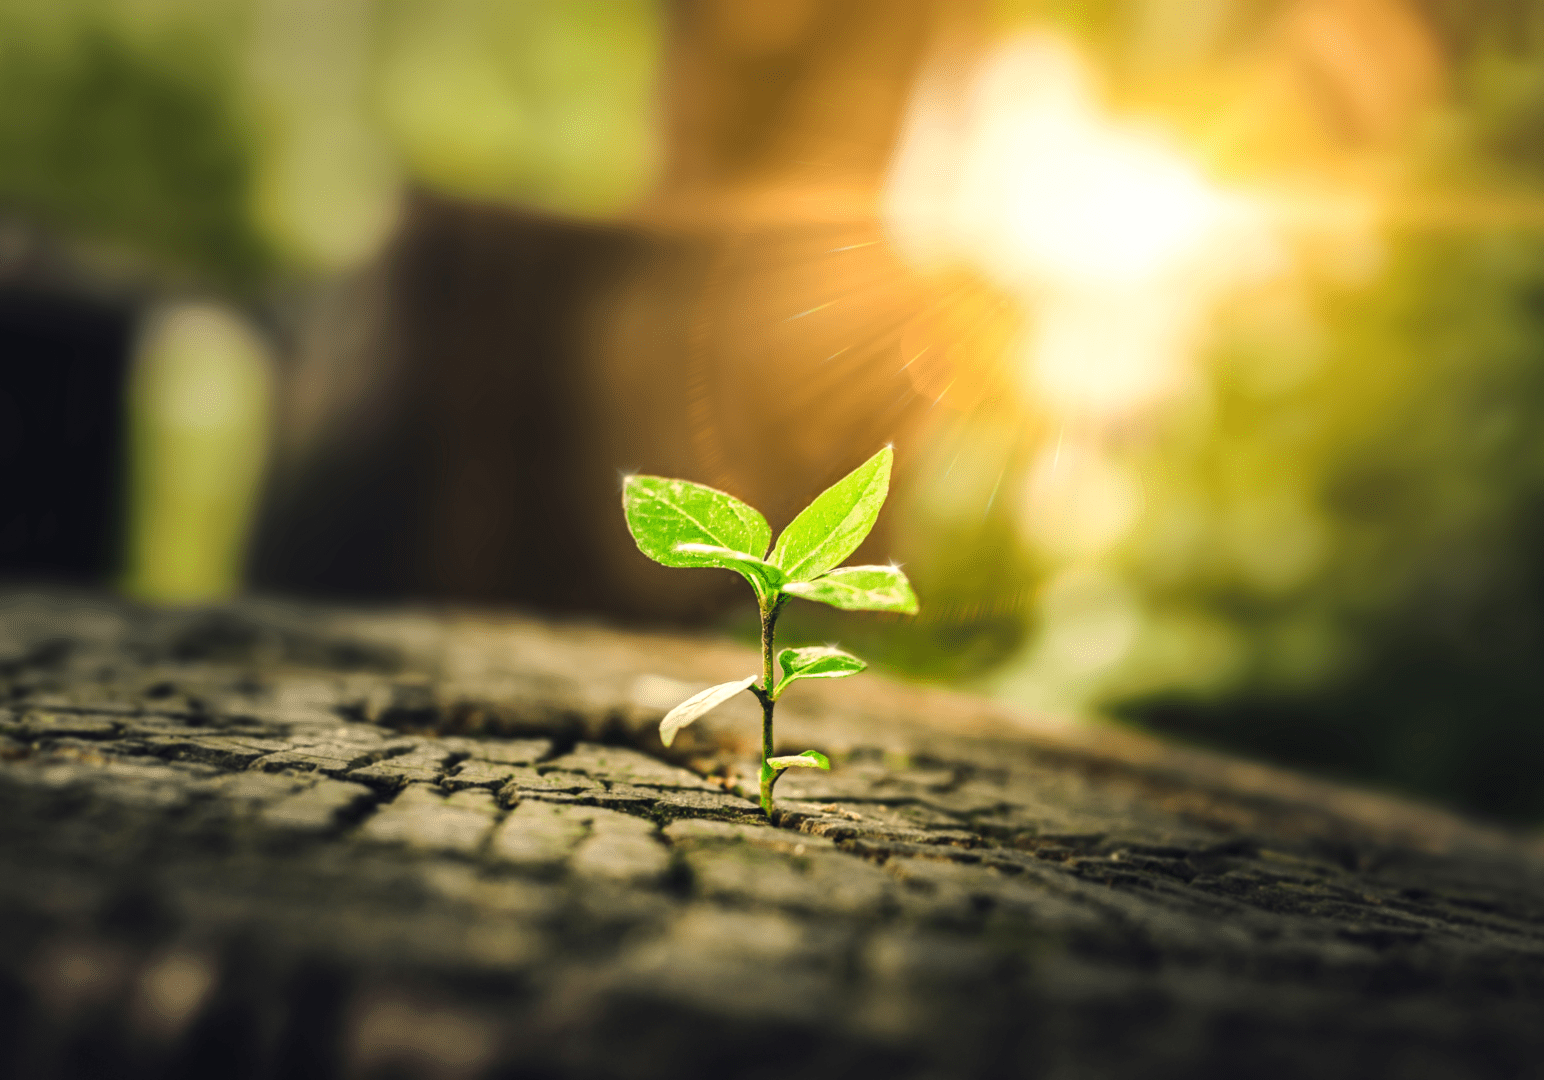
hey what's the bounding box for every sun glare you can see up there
[884,33,1276,417]
[884,31,1285,707]
[953,40,1234,291]
[999,127,1227,288]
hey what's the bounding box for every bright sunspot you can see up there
[953,39,1235,290]
[884,32,1277,417]
[882,30,1284,714]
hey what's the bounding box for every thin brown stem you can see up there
[758,600,780,816]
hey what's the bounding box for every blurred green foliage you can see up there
[123,304,272,602]
[986,1,1544,821]
[0,10,273,286]
[1113,233,1544,820]
[0,0,663,284]
[375,0,661,217]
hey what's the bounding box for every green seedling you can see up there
[622,446,918,816]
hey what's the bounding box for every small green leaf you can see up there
[766,750,831,770]
[769,447,892,582]
[783,565,918,613]
[674,543,784,602]
[623,476,771,574]
[659,675,757,747]
[772,645,865,698]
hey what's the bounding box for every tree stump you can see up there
[1,589,1541,1079]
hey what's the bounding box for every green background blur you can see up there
[6,0,1544,824]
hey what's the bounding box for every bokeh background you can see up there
[5,0,1544,822]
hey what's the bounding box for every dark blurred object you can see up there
[0,282,131,582]
[252,0,946,621]
[251,195,933,622]
[252,201,660,612]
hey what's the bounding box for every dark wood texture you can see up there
[1,589,1541,1079]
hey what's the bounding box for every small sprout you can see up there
[622,446,917,816]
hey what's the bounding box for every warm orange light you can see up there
[885,33,1277,418]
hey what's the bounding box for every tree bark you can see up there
[1,588,1540,1079]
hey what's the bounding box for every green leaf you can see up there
[623,476,771,572]
[783,565,918,613]
[674,543,784,603]
[659,675,758,747]
[769,446,892,582]
[772,645,865,698]
[766,750,831,770]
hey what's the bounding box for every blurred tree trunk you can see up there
[251,0,952,619]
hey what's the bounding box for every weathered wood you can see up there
[1,589,1541,1079]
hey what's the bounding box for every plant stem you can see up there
[758,598,780,817]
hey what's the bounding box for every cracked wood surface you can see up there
[1,590,1542,1080]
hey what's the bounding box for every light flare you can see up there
[955,51,1235,290]
[884,31,1284,700]
[885,32,1278,418]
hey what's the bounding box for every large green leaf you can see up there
[769,447,892,582]
[674,543,784,603]
[658,675,757,747]
[772,645,865,698]
[623,476,771,574]
[783,565,918,613]
[766,750,831,770]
